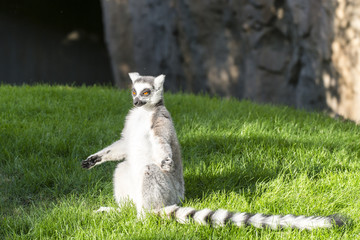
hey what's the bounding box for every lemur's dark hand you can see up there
[161,157,174,172]
[81,155,102,169]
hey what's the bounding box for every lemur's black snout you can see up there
[133,97,145,107]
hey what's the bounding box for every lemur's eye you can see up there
[143,91,149,96]
[132,90,136,96]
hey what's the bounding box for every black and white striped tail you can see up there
[154,205,345,230]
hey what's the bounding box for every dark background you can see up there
[0,0,112,85]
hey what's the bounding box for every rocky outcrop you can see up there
[331,0,360,122]
[101,0,360,122]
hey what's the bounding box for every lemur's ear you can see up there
[129,72,140,83]
[154,74,165,89]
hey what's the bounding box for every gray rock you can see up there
[101,0,360,122]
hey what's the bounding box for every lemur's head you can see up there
[128,72,165,108]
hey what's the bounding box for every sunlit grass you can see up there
[1,85,359,239]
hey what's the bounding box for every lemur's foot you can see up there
[81,155,102,169]
[161,157,174,172]
[94,206,118,213]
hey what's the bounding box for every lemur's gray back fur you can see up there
[151,104,184,191]
[82,72,345,230]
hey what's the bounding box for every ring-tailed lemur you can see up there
[81,73,345,230]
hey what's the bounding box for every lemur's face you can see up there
[131,82,154,107]
[129,72,165,108]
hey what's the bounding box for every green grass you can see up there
[1,85,359,239]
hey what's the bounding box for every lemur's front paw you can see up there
[81,155,102,169]
[161,157,174,172]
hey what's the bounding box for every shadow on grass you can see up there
[181,134,355,201]
[1,133,355,217]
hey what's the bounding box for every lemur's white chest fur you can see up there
[123,107,155,169]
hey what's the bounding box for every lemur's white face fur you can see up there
[129,72,165,107]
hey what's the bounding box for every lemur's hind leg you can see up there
[137,164,180,218]
[113,161,136,205]
[95,161,133,214]
[82,139,126,169]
